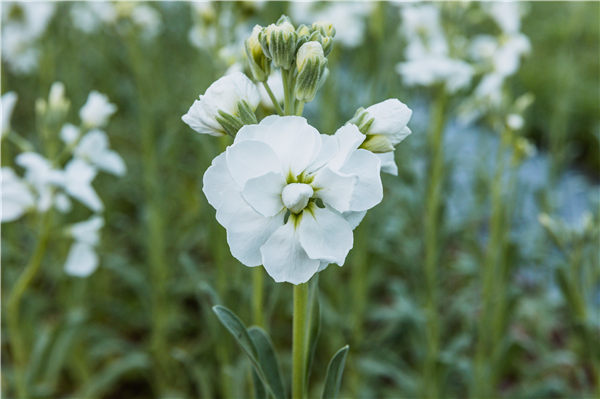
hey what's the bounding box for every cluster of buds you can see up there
[244,15,336,104]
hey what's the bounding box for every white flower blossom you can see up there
[15,152,64,213]
[396,57,474,93]
[64,216,104,277]
[61,159,103,212]
[203,115,383,284]
[1,167,34,222]
[79,91,117,128]
[182,72,260,136]
[60,123,81,145]
[2,91,18,137]
[70,1,117,33]
[363,99,412,146]
[74,129,126,176]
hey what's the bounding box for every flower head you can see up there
[203,115,382,284]
[64,215,104,277]
[74,129,126,176]
[1,167,34,222]
[182,72,260,136]
[79,91,117,128]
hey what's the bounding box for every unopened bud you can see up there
[312,21,335,38]
[294,42,327,102]
[361,134,395,153]
[245,25,270,81]
[259,17,297,69]
[48,81,70,114]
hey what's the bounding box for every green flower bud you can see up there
[259,17,297,69]
[294,41,327,102]
[361,134,395,153]
[245,25,270,82]
[312,22,336,38]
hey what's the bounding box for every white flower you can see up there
[62,159,103,212]
[258,70,285,110]
[79,91,117,128]
[70,1,117,33]
[2,91,18,137]
[364,99,413,146]
[74,129,126,176]
[60,123,81,145]
[182,72,260,136]
[130,4,162,39]
[400,4,448,59]
[1,167,35,222]
[396,57,474,93]
[16,152,64,212]
[203,115,382,284]
[64,216,104,277]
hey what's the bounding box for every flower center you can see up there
[281,183,313,214]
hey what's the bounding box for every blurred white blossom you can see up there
[1,167,35,222]
[2,91,18,137]
[64,216,104,277]
[203,115,383,284]
[70,1,117,33]
[62,158,103,212]
[79,91,117,128]
[74,130,126,176]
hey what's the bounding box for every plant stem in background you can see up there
[6,210,53,399]
[472,128,511,397]
[262,81,284,115]
[349,222,368,396]
[252,267,264,327]
[292,283,309,399]
[422,89,448,399]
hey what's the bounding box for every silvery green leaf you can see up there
[248,327,285,399]
[322,345,350,399]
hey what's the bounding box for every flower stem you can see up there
[422,89,448,399]
[252,267,264,327]
[292,283,309,399]
[295,101,305,116]
[7,210,52,399]
[262,81,284,115]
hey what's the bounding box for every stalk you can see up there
[472,128,510,398]
[421,89,448,399]
[252,267,264,327]
[262,81,284,115]
[292,283,309,399]
[7,210,53,399]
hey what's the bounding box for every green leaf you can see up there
[248,326,286,399]
[322,345,350,399]
[251,369,267,399]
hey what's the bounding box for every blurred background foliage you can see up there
[1,1,599,398]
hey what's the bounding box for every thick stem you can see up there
[262,81,284,115]
[422,89,448,399]
[295,101,305,116]
[252,267,264,327]
[292,283,309,399]
[7,210,52,399]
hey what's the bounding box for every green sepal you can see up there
[238,100,258,125]
[216,110,243,137]
[321,345,350,399]
[360,134,394,153]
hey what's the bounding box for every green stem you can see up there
[281,69,292,115]
[7,210,53,399]
[422,89,448,399]
[262,81,284,115]
[252,267,264,327]
[292,283,309,399]
[295,101,305,116]
[472,128,510,398]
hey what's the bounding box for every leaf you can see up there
[251,369,267,399]
[212,305,259,365]
[248,326,286,399]
[322,345,350,399]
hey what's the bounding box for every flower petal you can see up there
[226,140,281,187]
[242,172,286,217]
[298,205,353,266]
[340,149,382,211]
[260,220,320,284]
[378,152,398,176]
[312,167,356,213]
[342,210,367,230]
[64,242,99,277]
[236,116,321,177]
[226,206,284,266]
[328,124,365,171]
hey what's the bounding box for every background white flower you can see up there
[203,115,382,284]
[61,159,103,212]
[2,91,18,137]
[15,152,65,213]
[74,129,126,176]
[1,167,35,222]
[79,91,117,128]
[182,72,260,136]
[64,216,104,277]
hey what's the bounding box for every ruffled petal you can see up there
[340,149,383,211]
[298,205,353,266]
[226,140,281,187]
[378,152,398,176]
[242,172,286,217]
[260,220,320,284]
[312,167,356,213]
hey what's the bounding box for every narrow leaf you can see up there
[251,369,267,399]
[322,345,350,399]
[248,326,286,399]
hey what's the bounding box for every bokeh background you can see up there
[1,1,599,398]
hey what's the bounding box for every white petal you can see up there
[63,159,103,212]
[260,220,320,284]
[79,91,116,127]
[54,193,72,213]
[70,215,104,245]
[203,152,240,210]
[378,152,398,176]
[236,116,321,177]
[60,123,80,144]
[365,99,412,141]
[298,205,353,266]
[226,140,281,187]
[182,98,224,136]
[2,91,18,135]
[312,167,356,213]
[340,149,383,211]
[64,242,99,277]
[1,167,34,222]
[226,206,284,266]
[242,172,286,217]
[94,150,126,176]
[342,210,367,230]
[328,124,365,170]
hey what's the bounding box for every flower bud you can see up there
[48,81,70,114]
[294,41,327,102]
[312,21,336,38]
[245,25,270,82]
[259,17,297,69]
